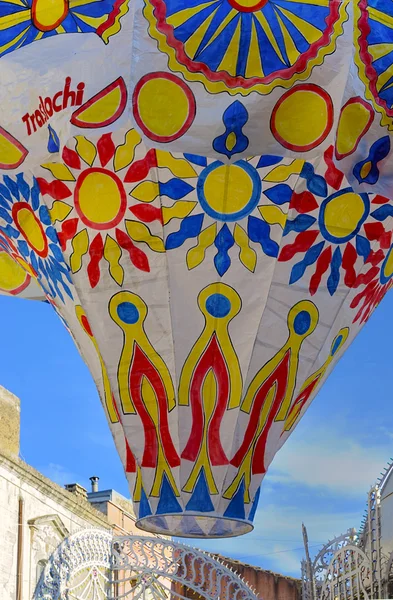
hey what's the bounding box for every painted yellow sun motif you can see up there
[38,129,165,288]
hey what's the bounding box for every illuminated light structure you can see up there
[2,0,393,539]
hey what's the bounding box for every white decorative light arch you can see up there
[33,529,260,600]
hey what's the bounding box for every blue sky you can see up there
[1,291,392,578]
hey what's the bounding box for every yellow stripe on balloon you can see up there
[201,8,237,53]
[156,150,197,178]
[130,181,159,203]
[217,19,242,76]
[263,159,304,182]
[42,162,75,181]
[275,5,322,44]
[104,234,124,286]
[186,222,217,270]
[254,10,285,64]
[245,20,264,79]
[70,229,89,273]
[162,201,197,225]
[75,136,97,167]
[258,205,287,229]
[183,6,219,59]
[0,9,31,30]
[233,223,257,273]
[166,1,217,28]
[125,220,165,252]
[76,305,119,424]
[72,12,107,29]
[0,27,30,56]
[114,129,142,172]
[275,12,300,66]
[100,0,130,44]
[49,200,73,223]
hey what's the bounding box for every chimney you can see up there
[0,386,20,457]
[90,476,99,493]
[64,483,88,501]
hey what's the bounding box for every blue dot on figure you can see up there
[117,302,139,324]
[206,293,231,318]
[293,310,311,335]
[331,334,343,356]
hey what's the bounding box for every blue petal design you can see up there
[356,234,371,262]
[264,183,293,205]
[256,156,282,168]
[283,214,316,235]
[159,179,194,200]
[214,224,234,276]
[0,196,10,210]
[165,214,204,250]
[224,477,246,520]
[16,173,30,201]
[0,207,12,224]
[327,246,342,296]
[213,100,249,159]
[248,215,279,257]
[371,204,393,221]
[353,136,391,185]
[17,239,29,257]
[31,178,41,211]
[184,153,208,167]
[289,241,325,284]
[1,224,19,238]
[39,205,52,226]
[0,183,11,201]
[186,469,215,512]
[300,163,328,197]
[156,474,182,515]
[47,125,60,153]
[3,176,20,200]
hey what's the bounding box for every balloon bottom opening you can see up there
[135,513,254,538]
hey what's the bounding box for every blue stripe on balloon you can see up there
[159,179,194,200]
[214,224,234,276]
[183,153,207,167]
[327,246,342,296]
[300,163,328,197]
[289,241,324,284]
[264,183,293,205]
[356,234,371,262]
[283,214,316,235]
[165,214,204,250]
[256,156,282,168]
[371,204,393,221]
[248,215,279,257]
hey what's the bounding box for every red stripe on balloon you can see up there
[62,147,81,170]
[87,233,104,287]
[309,245,332,295]
[129,344,180,468]
[125,149,157,183]
[36,177,72,201]
[57,217,78,251]
[279,230,319,262]
[342,242,357,288]
[115,228,150,272]
[324,145,344,190]
[129,204,163,224]
[97,133,116,167]
[290,191,318,214]
[181,333,229,466]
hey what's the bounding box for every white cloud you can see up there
[268,428,392,496]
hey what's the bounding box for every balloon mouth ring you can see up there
[135,513,254,539]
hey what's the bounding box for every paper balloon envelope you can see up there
[0,0,393,538]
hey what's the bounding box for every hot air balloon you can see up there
[0,0,392,539]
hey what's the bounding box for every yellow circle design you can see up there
[383,249,393,280]
[17,208,46,253]
[0,253,28,292]
[273,89,329,150]
[324,192,365,240]
[137,78,190,139]
[204,165,253,215]
[76,170,125,227]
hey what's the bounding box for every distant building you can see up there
[0,386,152,600]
